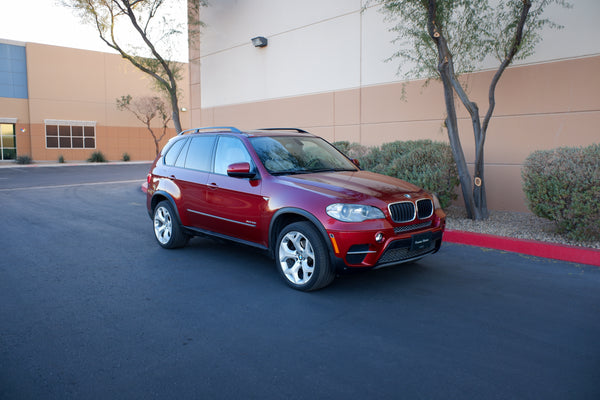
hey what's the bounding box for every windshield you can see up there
[250,136,358,175]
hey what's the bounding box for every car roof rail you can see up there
[178,126,242,135]
[258,128,310,134]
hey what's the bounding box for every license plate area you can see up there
[410,231,433,251]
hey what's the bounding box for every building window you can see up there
[0,43,28,99]
[0,123,17,160]
[45,120,96,149]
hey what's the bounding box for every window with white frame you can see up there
[45,120,96,149]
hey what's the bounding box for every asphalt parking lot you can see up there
[1,164,599,399]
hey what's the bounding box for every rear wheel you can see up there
[153,200,190,249]
[276,221,335,291]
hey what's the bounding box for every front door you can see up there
[0,124,16,160]
[205,136,266,245]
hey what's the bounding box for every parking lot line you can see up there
[0,179,142,192]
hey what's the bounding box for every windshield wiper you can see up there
[271,170,313,176]
[307,168,357,173]
[272,168,356,176]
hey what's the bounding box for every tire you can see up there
[153,200,190,249]
[275,221,335,291]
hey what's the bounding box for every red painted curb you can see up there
[444,229,600,267]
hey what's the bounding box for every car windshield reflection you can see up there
[250,136,358,175]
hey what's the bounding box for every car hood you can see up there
[279,170,425,203]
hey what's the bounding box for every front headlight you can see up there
[432,194,442,210]
[326,203,385,222]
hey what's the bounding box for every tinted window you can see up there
[250,136,357,175]
[164,138,187,166]
[214,136,253,175]
[174,138,190,168]
[185,136,216,171]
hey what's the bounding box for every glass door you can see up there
[0,124,16,160]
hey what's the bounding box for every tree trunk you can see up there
[473,128,489,219]
[170,89,182,133]
[439,67,477,219]
[428,0,481,219]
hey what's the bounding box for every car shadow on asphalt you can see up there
[180,235,437,293]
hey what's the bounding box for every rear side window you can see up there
[185,136,216,171]
[174,139,191,168]
[164,139,187,166]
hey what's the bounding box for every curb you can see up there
[444,229,600,267]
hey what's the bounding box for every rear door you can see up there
[177,135,217,228]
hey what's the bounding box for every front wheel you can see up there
[153,200,190,249]
[275,222,335,291]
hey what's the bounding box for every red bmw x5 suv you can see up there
[146,127,446,291]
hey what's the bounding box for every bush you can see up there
[522,144,600,241]
[334,140,459,208]
[88,151,107,163]
[16,155,33,165]
[122,152,131,162]
[58,155,65,163]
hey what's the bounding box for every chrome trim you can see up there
[187,209,256,227]
[346,250,377,255]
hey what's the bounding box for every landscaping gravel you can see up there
[445,206,600,250]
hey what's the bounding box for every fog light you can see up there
[375,232,384,243]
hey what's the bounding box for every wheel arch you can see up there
[269,208,336,264]
[149,191,182,223]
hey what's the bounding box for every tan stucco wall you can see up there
[196,55,600,212]
[2,42,190,162]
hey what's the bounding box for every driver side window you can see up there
[213,136,253,175]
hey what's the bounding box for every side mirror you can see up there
[352,158,360,168]
[227,162,256,179]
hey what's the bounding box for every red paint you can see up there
[444,229,600,267]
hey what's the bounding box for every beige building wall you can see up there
[198,55,600,212]
[3,42,191,162]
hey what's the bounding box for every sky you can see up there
[0,0,189,61]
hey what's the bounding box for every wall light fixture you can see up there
[251,36,268,48]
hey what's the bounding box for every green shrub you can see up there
[334,140,459,208]
[522,144,600,241]
[58,155,65,163]
[16,155,33,165]
[122,152,131,162]
[88,151,107,163]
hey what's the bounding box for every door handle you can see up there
[208,182,219,189]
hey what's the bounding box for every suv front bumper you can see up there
[328,226,444,269]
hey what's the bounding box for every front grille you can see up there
[394,220,432,234]
[389,198,434,223]
[388,201,415,223]
[417,199,434,219]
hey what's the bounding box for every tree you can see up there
[63,0,207,133]
[377,0,570,220]
[116,95,172,156]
